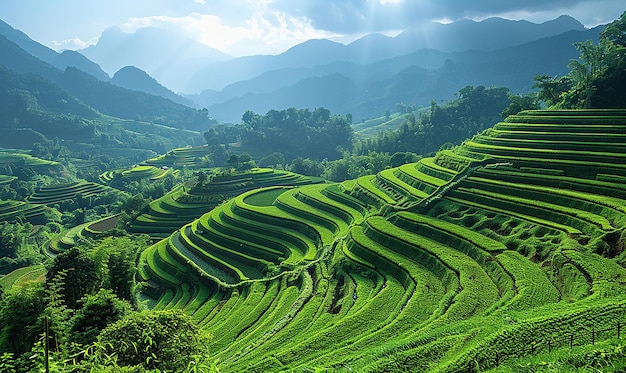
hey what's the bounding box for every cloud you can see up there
[276,0,623,33]
[121,10,336,56]
[26,0,624,57]
[51,37,99,50]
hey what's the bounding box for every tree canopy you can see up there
[534,11,626,108]
[355,85,510,156]
[207,107,353,162]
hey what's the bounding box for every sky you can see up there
[0,0,623,56]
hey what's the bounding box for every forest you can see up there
[0,10,625,373]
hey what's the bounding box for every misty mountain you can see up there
[0,20,202,106]
[58,67,213,131]
[186,15,585,92]
[0,19,108,81]
[110,66,196,107]
[201,26,601,123]
[80,26,231,92]
[208,73,362,122]
[393,15,585,54]
[0,33,61,81]
[189,49,450,108]
[0,64,100,144]
[0,14,600,126]
[0,27,216,132]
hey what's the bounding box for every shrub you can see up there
[96,310,208,371]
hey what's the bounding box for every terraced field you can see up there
[0,265,46,289]
[28,181,119,205]
[140,109,626,372]
[128,168,322,238]
[45,215,122,256]
[0,151,62,175]
[0,199,47,223]
[99,165,177,183]
[142,145,214,168]
[0,175,16,186]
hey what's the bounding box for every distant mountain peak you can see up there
[396,14,586,53]
[81,25,231,92]
[0,18,108,80]
[110,65,195,107]
[113,65,157,83]
[544,14,585,29]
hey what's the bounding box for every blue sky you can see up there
[0,0,623,56]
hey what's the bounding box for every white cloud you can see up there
[51,37,99,50]
[194,0,206,4]
[121,10,338,56]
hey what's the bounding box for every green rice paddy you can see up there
[136,109,626,372]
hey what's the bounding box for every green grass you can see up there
[378,168,430,200]
[355,174,397,205]
[242,186,290,206]
[295,184,366,226]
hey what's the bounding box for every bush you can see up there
[96,310,208,371]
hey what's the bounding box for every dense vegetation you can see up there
[354,85,512,156]
[533,11,626,109]
[0,10,625,373]
[208,107,354,162]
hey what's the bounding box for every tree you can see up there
[359,86,510,156]
[0,283,46,356]
[46,247,100,309]
[289,157,323,177]
[0,222,30,271]
[501,92,541,117]
[237,153,255,170]
[196,170,208,186]
[391,152,420,167]
[203,128,220,146]
[227,154,239,169]
[96,310,208,371]
[67,236,149,307]
[69,289,131,346]
[259,152,285,168]
[533,75,572,107]
[237,107,353,162]
[534,11,626,108]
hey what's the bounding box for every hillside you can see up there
[0,19,108,80]
[110,65,196,107]
[0,27,216,134]
[139,109,626,372]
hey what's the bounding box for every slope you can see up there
[140,109,626,372]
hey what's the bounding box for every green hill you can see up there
[138,109,626,371]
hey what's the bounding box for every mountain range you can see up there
[0,15,604,125]
[184,15,586,92]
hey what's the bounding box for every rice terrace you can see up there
[1,4,626,373]
[133,109,626,372]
